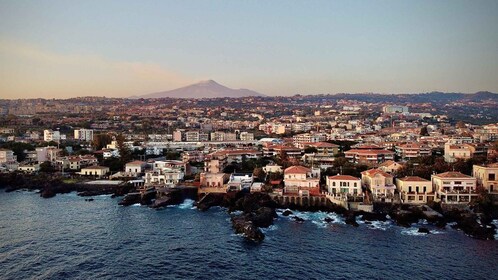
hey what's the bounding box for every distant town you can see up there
[1,91,498,240]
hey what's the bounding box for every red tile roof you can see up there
[284,166,311,174]
[398,176,429,182]
[361,169,393,178]
[328,175,360,181]
[434,171,472,178]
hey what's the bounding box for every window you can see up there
[423,187,427,193]
[332,182,336,187]
[489,174,496,181]
[408,187,412,193]
[419,196,424,201]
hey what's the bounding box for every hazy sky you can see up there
[1,0,497,99]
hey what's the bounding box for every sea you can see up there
[1,190,497,280]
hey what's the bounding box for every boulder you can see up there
[292,216,305,223]
[231,215,265,242]
[418,227,430,234]
[250,207,277,228]
[282,210,293,216]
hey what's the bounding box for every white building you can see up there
[383,105,409,114]
[44,129,60,142]
[0,148,16,163]
[326,174,362,196]
[74,129,94,142]
[431,171,478,204]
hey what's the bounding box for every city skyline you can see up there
[1,0,498,99]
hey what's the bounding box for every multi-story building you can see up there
[292,133,327,146]
[44,129,60,142]
[0,148,16,163]
[283,166,320,196]
[473,163,498,194]
[396,176,434,204]
[383,105,409,114]
[239,132,254,141]
[185,131,200,142]
[395,143,431,161]
[326,174,362,196]
[431,171,478,204]
[74,128,94,142]
[361,169,396,202]
[344,149,395,166]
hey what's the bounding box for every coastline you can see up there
[1,174,496,242]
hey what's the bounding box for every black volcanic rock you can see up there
[231,215,265,242]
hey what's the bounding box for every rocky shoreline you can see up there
[1,173,496,242]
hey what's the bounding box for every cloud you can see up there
[0,40,192,98]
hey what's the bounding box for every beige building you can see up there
[431,171,478,204]
[0,148,16,163]
[79,166,110,177]
[263,164,283,174]
[361,169,396,202]
[396,176,434,204]
[326,174,361,195]
[378,160,403,174]
[473,163,498,194]
[125,160,147,175]
[283,166,320,196]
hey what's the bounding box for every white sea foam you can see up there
[131,203,141,207]
[367,220,392,231]
[178,199,195,209]
[279,209,345,228]
[491,220,498,240]
[260,224,279,233]
[401,228,428,236]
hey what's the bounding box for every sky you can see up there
[1,0,497,99]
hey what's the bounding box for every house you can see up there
[378,160,403,174]
[144,168,183,187]
[125,160,147,175]
[79,166,110,177]
[326,174,362,196]
[263,164,283,174]
[18,163,40,173]
[199,172,230,191]
[227,173,253,192]
[473,163,498,194]
[283,166,320,196]
[396,176,434,204]
[444,139,487,163]
[361,169,396,202]
[431,171,478,204]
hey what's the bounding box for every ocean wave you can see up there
[401,227,445,236]
[178,199,195,209]
[401,228,428,236]
[260,224,279,233]
[366,220,392,231]
[279,209,345,228]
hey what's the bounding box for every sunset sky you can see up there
[1,0,497,99]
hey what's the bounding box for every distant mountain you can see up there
[137,80,265,99]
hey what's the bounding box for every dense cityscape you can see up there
[1,92,497,241]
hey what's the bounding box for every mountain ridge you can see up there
[136,80,265,99]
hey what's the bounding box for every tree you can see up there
[116,134,131,164]
[39,161,55,173]
[420,126,429,136]
[304,147,318,154]
[92,134,112,150]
